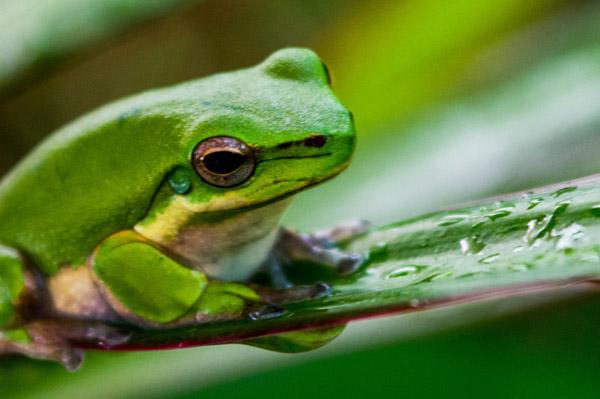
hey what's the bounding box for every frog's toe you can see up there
[83,324,131,347]
[0,327,86,372]
[245,304,287,321]
[336,252,366,275]
[276,226,367,276]
[310,281,333,298]
[313,219,372,244]
[60,347,85,372]
[256,282,332,305]
[301,246,366,275]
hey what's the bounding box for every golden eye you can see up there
[192,137,255,187]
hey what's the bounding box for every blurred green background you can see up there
[1,0,600,397]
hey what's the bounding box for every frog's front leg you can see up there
[246,221,370,353]
[91,231,329,327]
[92,230,338,358]
[91,231,209,326]
[268,220,371,288]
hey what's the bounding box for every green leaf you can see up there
[78,176,600,350]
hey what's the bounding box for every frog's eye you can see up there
[192,137,255,187]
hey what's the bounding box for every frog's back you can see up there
[0,48,347,275]
[0,94,187,275]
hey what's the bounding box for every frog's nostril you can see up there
[303,135,327,148]
[277,141,293,149]
[276,135,327,149]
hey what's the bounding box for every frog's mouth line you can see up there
[258,152,333,162]
[233,156,350,212]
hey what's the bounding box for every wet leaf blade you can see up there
[83,176,600,350]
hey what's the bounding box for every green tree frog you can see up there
[0,48,364,370]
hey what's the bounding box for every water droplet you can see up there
[551,186,576,198]
[525,215,553,244]
[247,305,288,321]
[431,271,454,281]
[479,253,500,264]
[471,221,485,229]
[590,205,600,217]
[579,252,600,263]
[417,272,443,284]
[386,265,428,279]
[554,223,584,250]
[457,270,494,279]
[437,214,468,227]
[525,201,570,244]
[457,272,479,279]
[459,235,486,255]
[368,242,390,264]
[527,197,544,210]
[553,200,570,216]
[484,207,514,221]
[509,263,532,272]
[409,299,422,307]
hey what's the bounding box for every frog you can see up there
[0,48,366,370]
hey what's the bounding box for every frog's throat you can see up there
[135,193,283,243]
[133,196,292,280]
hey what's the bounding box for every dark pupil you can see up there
[203,151,246,174]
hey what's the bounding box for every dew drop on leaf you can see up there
[479,253,500,264]
[551,186,577,198]
[554,223,584,250]
[459,235,486,255]
[484,207,514,221]
[437,214,468,226]
[386,265,428,279]
[553,200,570,216]
[527,197,544,210]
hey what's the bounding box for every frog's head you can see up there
[163,48,355,214]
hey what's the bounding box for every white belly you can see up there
[198,228,279,280]
[136,198,292,281]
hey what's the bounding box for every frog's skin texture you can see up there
[0,48,361,369]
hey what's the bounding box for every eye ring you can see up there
[192,136,255,187]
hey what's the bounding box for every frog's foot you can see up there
[257,221,369,306]
[242,324,346,353]
[0,324,83,371]
[242,280,335,321]
[243,304,287,321]
[275,220,370,277]
[254,281,332,304]
[244,282,332,321]
[312,219,372,245]
[55,321,132,348]
[0,321,130,371]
